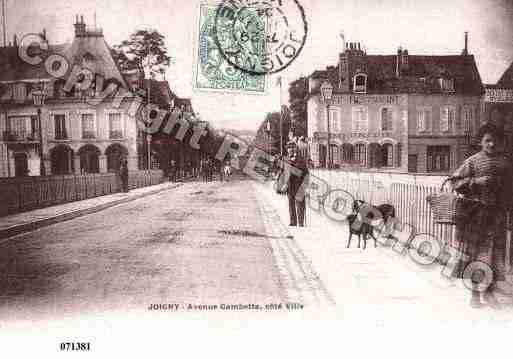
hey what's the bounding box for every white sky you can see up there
[4,0,513,131]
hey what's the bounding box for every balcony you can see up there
[82,131,96,140]
[2,130,39,143]
[109,130,123,139]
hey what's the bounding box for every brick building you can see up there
[306,34,484,173]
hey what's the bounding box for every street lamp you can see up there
[320,80,333,169]
[32,86,47,176]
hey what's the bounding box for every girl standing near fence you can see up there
[450,123,513,309]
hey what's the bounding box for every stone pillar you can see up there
[99,155,107,173]
[74,155,81,174]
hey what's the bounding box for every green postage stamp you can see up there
[194,3,266,93]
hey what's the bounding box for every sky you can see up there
[3,0,513,131]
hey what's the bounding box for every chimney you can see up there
[402,49,409,70]
[339,52,350,92]
[42,28,47,41]
[462,31,469,55]
[396,46,402,77]
[74,14,86,37]
[13,34,17,47]
[357,42,360,51]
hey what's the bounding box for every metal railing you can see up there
[312,169,456,250]
[2,130,39,142]
[0,170,164,217]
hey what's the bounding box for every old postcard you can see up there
[1,0,513,357]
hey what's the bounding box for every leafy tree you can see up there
[112,29,172,78]
[254,107,292,156]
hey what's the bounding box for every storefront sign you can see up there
[331,94,403,106]
[313,131,397,141]
[485,89,513,103]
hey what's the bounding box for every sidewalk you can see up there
[0,182,181,241]
[254,180,513,323]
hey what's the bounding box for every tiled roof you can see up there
[0,44,69,82]
[309,51,484,95]
[497,61,513,88]
[0,35,128,89]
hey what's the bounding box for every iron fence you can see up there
[0,170,164,217]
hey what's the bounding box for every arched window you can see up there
[355,143,367,165]
[51,145,74,175]
[382,143,394,167]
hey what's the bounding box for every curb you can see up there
[0,183,182,241]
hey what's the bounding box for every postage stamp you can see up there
[194,2,266,93]
[214,0,308,75]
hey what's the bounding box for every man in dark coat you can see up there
[284,141,309,227]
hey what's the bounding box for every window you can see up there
[109,113,123,139]
[355,143,366,165]
[328,108,340,133]
[352,107,368,133]
[54,114,68,140]
[53,80,67,98]
[427,146,451,172]
[462,106,474,134]
[13,83,26,101]
[6,116,37,140]
[396,143,402,167]
[381,108,393,131]
[439,78,455,92]
[353,73,367,93]
[417,108,431,132]
[382,143,394,167]
[440,106,455,132]
[81,114,96,139]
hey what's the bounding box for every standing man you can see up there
[284,141,309,227]
[120,159,129,193]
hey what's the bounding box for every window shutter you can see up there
[455,106,461,132]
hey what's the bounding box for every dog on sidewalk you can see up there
[346,200,397,249]
[346,210,378,249]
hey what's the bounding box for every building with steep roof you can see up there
[0,16,147,177]
[483,61,513,158]
[306,34,484,173]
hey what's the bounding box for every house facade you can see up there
[306,35,484,173]
[483,61,513,158]
[0,16,146,177]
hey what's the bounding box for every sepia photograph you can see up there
[1,0,513,357]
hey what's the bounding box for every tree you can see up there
[112,29,172,78]
[254,108,292,156]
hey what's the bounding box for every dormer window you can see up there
[353,73,367,93]
[439,78,455,92]
[83,52,96,62]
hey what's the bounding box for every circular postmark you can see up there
[214,0,308,75]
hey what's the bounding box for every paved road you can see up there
[2,177,513,327]
[0,179,288,322]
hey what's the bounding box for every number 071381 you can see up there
[59,342,91,351]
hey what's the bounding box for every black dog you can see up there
[346,210,378,249]
[347,200,397,249]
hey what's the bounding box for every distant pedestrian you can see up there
[169,160,177,182]
[120,159,129,193]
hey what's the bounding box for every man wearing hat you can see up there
[284,140,309,227]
